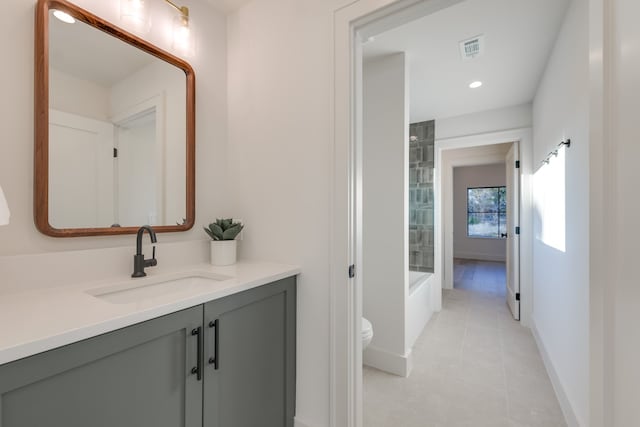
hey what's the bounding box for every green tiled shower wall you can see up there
[409,120,435,273]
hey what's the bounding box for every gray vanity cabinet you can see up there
[0,277,296,427]
[203,277,297,427]
[0,306,203,427]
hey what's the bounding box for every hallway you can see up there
[363,260,566,426]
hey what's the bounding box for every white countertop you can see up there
[0,261,300,366]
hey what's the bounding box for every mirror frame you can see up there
[35,0,196,237]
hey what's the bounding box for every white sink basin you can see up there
[87,273,232,304]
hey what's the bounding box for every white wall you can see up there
[50,68,111,121]
[531,0,589,425]
[226,1,350,425]
[453,164,507,262]
[603,0,640,424]
[0,0,227,257]
[362,53,410,376]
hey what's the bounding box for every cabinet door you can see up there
[203,277,296,427]
[0,307,203,427]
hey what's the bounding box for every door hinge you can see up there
[348,264,355,279]
[516,293,520,301]
[515,226,520,235]
[515,160,520,169]
[113,148,118,158]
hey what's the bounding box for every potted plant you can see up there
[204,218,244,266]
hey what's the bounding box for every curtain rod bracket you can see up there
[541,138,571,165]
[559,139,571,148]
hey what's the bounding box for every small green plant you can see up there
[204,218,244,241]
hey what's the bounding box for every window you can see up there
[467,187,507,238]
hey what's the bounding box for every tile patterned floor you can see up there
[363,259,567,427]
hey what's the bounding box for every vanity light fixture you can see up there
[164,0,189,25]
[52,10,75,24]
[165,0,191,53]
[120,0,150,32]
[121,0,191,51]
[0,185,10,226]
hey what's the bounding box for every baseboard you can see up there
[530,320,581,427]
[294,417,313,427]
[454,252,506,262]
[363,345,412,377]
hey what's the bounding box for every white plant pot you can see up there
[210,240,237,266]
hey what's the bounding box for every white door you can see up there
[115,109,158,226]
[49,110,114,229]
[505,143,520,320]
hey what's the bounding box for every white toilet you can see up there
[362,317,373,349]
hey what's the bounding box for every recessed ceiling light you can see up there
[469,81,483,89]
[53,10,76,24]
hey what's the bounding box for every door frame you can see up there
[331,1,471,426]
[435,131,532,325]
[332,1,536,427]
[331,0,607,426]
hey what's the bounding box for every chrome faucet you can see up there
[132,225,158,278]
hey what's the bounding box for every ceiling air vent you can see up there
[459,35,484,61]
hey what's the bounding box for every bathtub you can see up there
[408,270,435,348]
[409,271,431,293]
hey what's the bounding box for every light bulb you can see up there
[120,0,150,33]
[469,81,483,89]
[172,15,192,55]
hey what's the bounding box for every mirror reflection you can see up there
[48,10,187,229]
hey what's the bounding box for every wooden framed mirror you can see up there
[35,0,195,237]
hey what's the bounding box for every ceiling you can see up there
[363,0,571,123]
[50,12,157,87]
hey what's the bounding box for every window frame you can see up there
[466,185,507,239]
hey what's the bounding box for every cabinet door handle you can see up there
[208,319,219,370]
[191,327,203,381]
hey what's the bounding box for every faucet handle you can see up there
[145,246,158,268]
[150,246,157,265]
